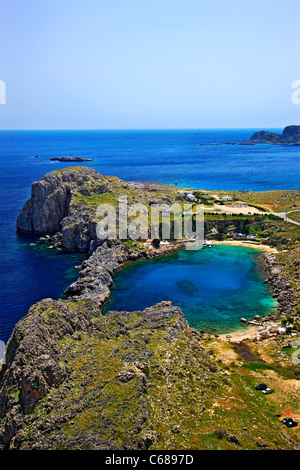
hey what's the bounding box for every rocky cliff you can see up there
[16,167,183,253]
[248,125,300,145]
[16,167,108,251]
[0,297,214,450]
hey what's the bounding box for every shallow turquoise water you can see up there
[104,245,278,334]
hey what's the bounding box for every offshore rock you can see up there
[50,157,93,162]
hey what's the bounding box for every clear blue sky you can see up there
[1,0,299,129]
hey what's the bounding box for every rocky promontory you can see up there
[16,167,112,252]
[247,125,300,145]
[16,167,184,252]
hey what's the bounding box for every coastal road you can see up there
[274,209,300,226]
[205,200,300,225]
[210,204,265,215]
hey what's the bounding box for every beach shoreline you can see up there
[219,325,260,342]
[211,239,278,253]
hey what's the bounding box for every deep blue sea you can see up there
[0,129,299,341]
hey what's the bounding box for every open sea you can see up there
[0,129,299,341]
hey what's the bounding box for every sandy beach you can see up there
[210,203,265,216]
[211,239,278,253]
[219,325,260,342]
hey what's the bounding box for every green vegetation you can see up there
[288,211,300,223]
[232,189,300,213]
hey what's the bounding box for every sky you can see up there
[0,0,300,129]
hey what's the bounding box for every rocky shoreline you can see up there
[64,239,186,305]
[262,253,298,318]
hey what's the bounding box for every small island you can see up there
[247,125,300,145]
[50,156,94,162]
[202,125,300,146]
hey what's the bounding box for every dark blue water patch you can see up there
[0,232,85,342]
[103,245,278,335]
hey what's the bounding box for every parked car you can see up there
[262,388,273,394]
[281,418,298,428]
[255,383,267,390]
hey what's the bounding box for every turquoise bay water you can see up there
[104,245,278,334]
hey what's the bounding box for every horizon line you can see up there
[0,125,292,131]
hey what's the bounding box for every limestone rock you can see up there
[16,167,108,252]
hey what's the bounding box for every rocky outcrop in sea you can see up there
[50,157,93,162]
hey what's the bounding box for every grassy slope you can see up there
[17,302,300,450]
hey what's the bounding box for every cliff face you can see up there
[16,167,108,252]
[16,167,183,253]
[248,125,300,145]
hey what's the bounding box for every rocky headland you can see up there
[247,125,300,145]
[16,167,184,252]
[16,167,107,251]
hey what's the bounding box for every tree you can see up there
[152,239,160,249]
